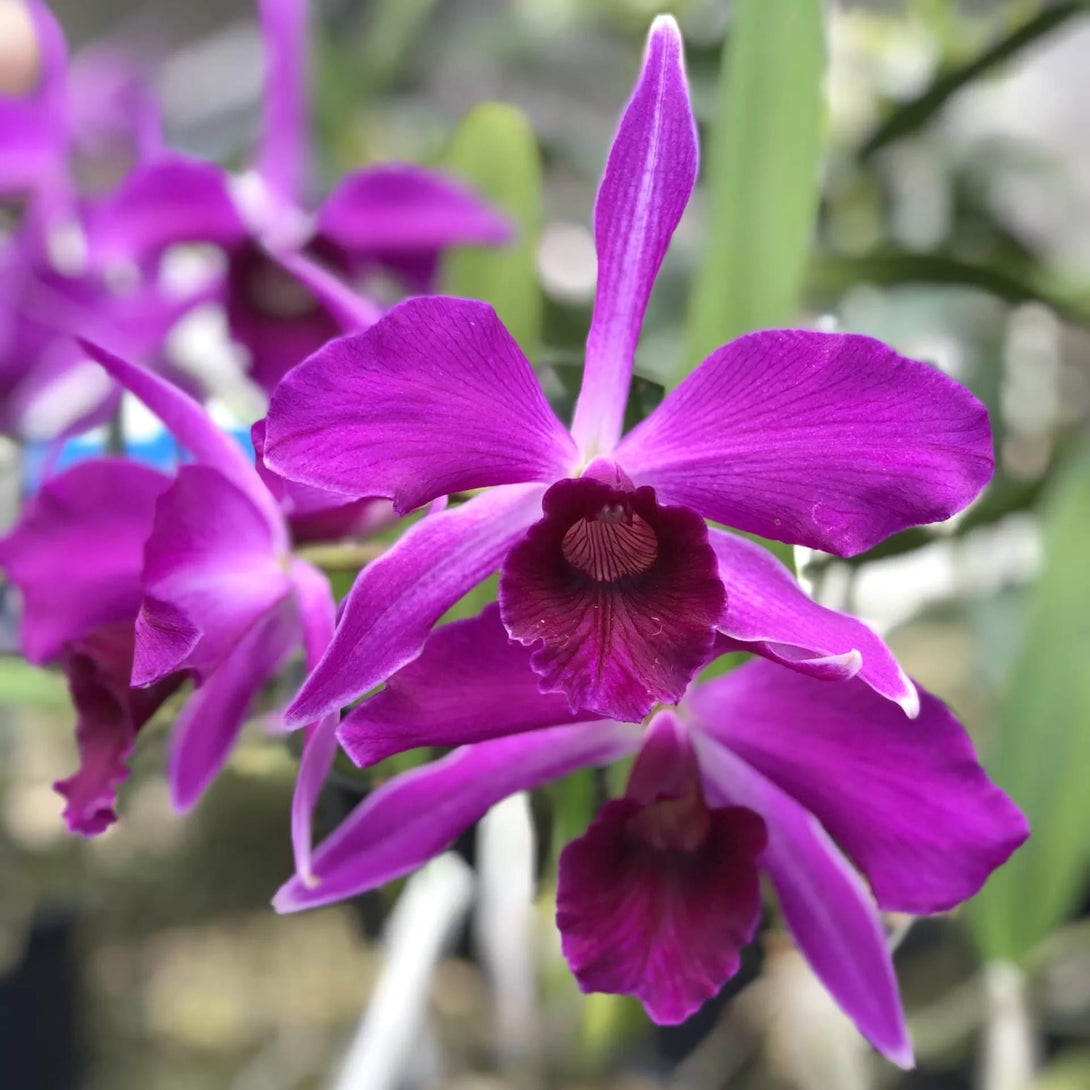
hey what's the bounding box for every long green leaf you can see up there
[681,0,825,375]
[969,439,1090,961]
[440,103,544,356]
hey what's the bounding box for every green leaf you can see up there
[357,0,443,93]
[968,439,1090,961]
[681,0,825,375]
[440,103,544,356]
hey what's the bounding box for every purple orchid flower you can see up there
[1,339,343,873]
[0,457,183,832]
[273,605,1028,1066]
[72,341,348,878]
[0,5,213,442]
[262,15,992,727]
[0,216,214,440]
[85,0,508,394]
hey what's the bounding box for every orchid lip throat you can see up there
[560,504,659,582]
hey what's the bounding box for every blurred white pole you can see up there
[331,852,475,1090]
[475,792,541,1071]
[978,962,1039,1090]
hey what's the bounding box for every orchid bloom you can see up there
[274,605,1027,1066]
[0,3,213,442]
[85,0,508,393]
[0,457,182,833]
[263,15,992,727]
[2,340,342,872]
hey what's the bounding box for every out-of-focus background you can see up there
[2,0,1090,1087]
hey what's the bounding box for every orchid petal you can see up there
[256,0,307,207]
[317,163,509,260]
[134,466,292,685]
[168,599,298,810]
[338,603,586,768]
[274,719,641,912]
[569,15,697,458]
[286,557,339,880]
[252,417,391,543]
[86,154,247,263]
[690,661,1028,915]
[284,483,545,726]
[0,458,169,663]
[616,330,994,556]
[694,733,913,1066]
[80,340,286,540]
[264,297,575,513]
[557,797,765,1024]
[709,529,917,713]
[55,625,180,835]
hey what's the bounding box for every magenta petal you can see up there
[709,529,917,713]
[690,660,1028,915]
[133,466,292,685]
[694,733,913,1066]
[252,417,390,543]
[286,558,338,879]
[500,476,724,721]
[54,625,180,835]
[256,0,307,207]
[264,297,576,513]
[86,154,248,263]
[557,798,765,1024]
[616,330,994,556]
[317,163,509,259]
[338,603,587,768]
[168,599,298,810]
[570,16,697,457]
[0,459,170,663]
[80,340,286,539]
[274,719,641,912]
[284,483,545,726]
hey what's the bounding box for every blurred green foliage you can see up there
[969,439,1090,962]
[440,103,545,355]
[681,0,825,374]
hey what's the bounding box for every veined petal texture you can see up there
[616,329,993,555]
[274,719,640,912]
[338,604,587,768]
[264,297,576,512]
[709,528,917,713]
[694,732,913,1067]
[570,15,698,457]
[284,483,546,726]
[690,661,1028,914]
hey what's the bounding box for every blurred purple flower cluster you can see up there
[0,2,1027,1063]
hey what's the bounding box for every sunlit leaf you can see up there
[440,103,544,356]
[969,439,1090,961]
[681,0,825,375]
